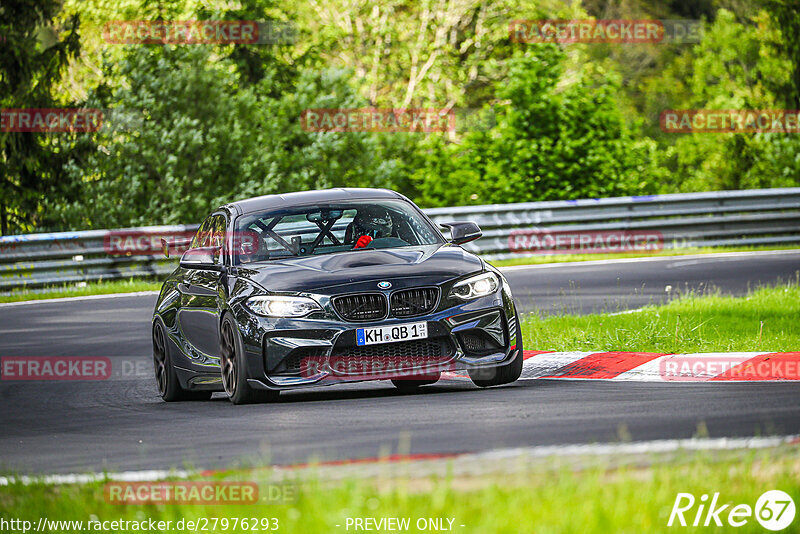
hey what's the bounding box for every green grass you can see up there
[0,279,161,303]
[521,283,800,353]
[490,245,800,267]
[1,447,798,533]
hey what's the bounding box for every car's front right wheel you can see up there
[220,314,279,405]
[468,313,524,388]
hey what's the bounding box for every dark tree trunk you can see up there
[0,202,6,236]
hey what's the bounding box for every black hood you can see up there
[236,244,483,293]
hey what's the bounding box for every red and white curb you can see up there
[517,350,800,382]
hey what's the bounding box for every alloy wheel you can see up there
[152,323,168,396]
[220,320,238,397]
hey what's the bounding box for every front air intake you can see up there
[328,337,455,376]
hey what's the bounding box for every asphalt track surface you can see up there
[1,250,799,475]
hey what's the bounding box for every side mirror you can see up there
[180,246,224,271]
[161,237,193,258]
[440,222,482,245]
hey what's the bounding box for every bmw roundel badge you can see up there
[377,281,392,289]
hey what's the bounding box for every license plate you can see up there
[356,322,428,346]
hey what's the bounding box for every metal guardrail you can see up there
[0,225,197,292]
[426,188,800,260]
[1,188,799,292]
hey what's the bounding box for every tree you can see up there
[49,45,410,229]
[412,45,662,207]
[195,0,306,92]
[298,0,577,108]
[644,9,798,192]
[52,45,271,228]
[762,0,800,109]
[0,0,83,234]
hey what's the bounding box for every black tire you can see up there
[391,372,441,391]
[220,314,279,405]
[153,320,212,402]
[468,313,524,388]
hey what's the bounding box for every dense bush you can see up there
[47,47,409,228]
[412,46,663,207]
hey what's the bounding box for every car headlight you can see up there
[449,272,499,301]
[246,295,322,317]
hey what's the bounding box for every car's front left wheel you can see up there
[220,315,279,405]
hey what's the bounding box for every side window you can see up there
[191,214,226,251]
[210,215,226,249]
[191,216,215,248]
[211,215,227,264]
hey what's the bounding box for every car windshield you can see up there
[234,199,444,264]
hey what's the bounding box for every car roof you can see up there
[222,188,405,215]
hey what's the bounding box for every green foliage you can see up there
[0,0,86,234]
[295,0,579,109]
[227,66,409,200]
[195,0,305,90]
[51,45,267,227]
[643,9,799,192]
[762,0,800,109]
[5,0,800,232]
[412,47,662,207]
[47,45,410,228]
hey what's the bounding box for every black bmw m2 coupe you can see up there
[152,188,523,404]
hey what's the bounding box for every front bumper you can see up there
[233,288,519,391]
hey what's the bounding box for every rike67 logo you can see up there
[668,490,795,531]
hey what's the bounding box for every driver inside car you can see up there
[345,206,394,249]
